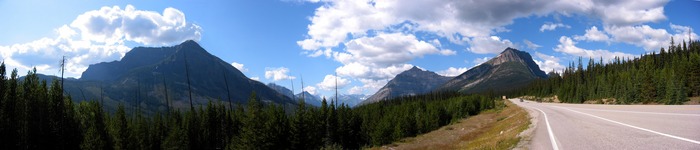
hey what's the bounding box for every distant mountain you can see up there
[267,83,295,99]
[295,91,323,107]
[337,94,366,107]
[361,66,452,105]
[267,83,365,107]
[46,40,295,113]
[438,47,547,94]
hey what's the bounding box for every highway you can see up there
[511,99,700,150]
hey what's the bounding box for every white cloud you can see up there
[533,52,565,73]
[587,0,667,26]
[0,5,201,78]
[540,23,571,32]
[316,74,351,91]
[231,62,247,72]
[669,23,699,43]
[338,32,454,66]
[467,36,516,54]
[437,67,467,77]
[303,86,318,95]
[473,57,491,66]
[570,24,697,52]
[264,67,296,81]
[603,24,695,51]
[554,36,635,61]
[250,77,260,81]
[70,5,201,45]
[299,0,669,52]
[523,39,541,50]
[574,26,610,42]
[332,32,451,86]
[358,79,389,95]
[336,63,413,81]
[347,86,364,95]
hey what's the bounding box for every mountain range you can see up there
[268,83,366,107]
[361,66,451,105]
[40,40,296,113]
[362,47,547,105]
[438,47,547,93]
[24,42,544,109]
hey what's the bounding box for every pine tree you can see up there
[291,95,312,150]
[78,101,112,150]
[235,92,268,149]
[110,104,131,150]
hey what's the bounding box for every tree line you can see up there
[513,39,700,104]
[0,63,495,149]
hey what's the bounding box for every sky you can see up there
[1,0,699,98]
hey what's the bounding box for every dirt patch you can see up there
[519,96,560,103]
[684,97,700,105]
[371,100,530,150]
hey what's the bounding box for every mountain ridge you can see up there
[438,47,547,94]
[361,66,452,105]
[54,40,295,113]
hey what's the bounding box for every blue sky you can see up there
[1,0,698,98]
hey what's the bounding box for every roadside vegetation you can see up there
[514,39,700,104]
[375,99,530,150]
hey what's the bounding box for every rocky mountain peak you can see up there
[438,47,547,94]
[486,47,527,66]
[361,66,452,105]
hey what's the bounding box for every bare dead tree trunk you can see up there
[223,70,232,110]
[184,50,194,110]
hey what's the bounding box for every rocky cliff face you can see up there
[361,66,452,105]
[438,47,547,94]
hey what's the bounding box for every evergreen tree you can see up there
[77,101,112,150]
[110,104,131,150]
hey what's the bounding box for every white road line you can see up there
[554,106,700,145]
[565,107,700,117]
[523,104,559,150]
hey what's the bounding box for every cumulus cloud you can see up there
[231,62,247,72]
[358,79,389,95]
[605,25,669,51]
[299,0,669,51]
[316,74,351,91]
[437,67,468,77]
[472,57,491,66]
[554,36,635,61]
[604,24,697,51]
[523,39,541,50]
[303,86,318,95]
[330,32,452,90]
[337,32,454,66]
[533,52,565,73]
[264,67,296,81]
[466,36,516,54]
[574,26,610,42]
[0,5,201,78]
[540,23,571,32]
[347,86,364,95]
[70,5,202,45]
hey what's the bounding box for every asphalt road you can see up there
[511,99,700,150]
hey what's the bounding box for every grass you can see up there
[457,100,530,150]
[370,100,531,150]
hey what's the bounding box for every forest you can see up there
[513,39,700,104]
[0,63,495,150]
